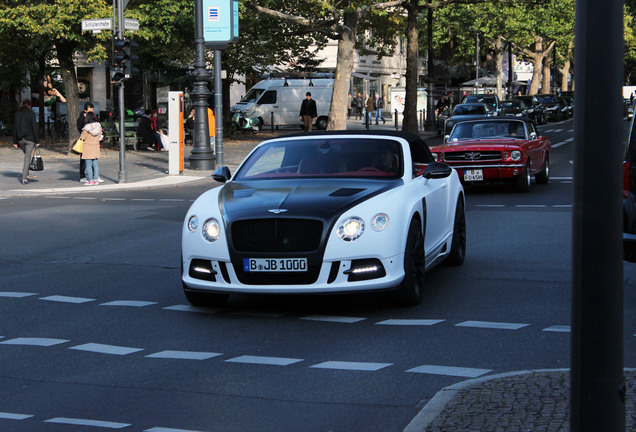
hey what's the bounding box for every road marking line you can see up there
[376,319,444,326]
[100,300,157,307]
[73,197,98,200]
[0,292,37,298]
[163,305,220,314]
[553,204,573,208]
[225,355,303,366]
[0,412,33,420]
[39,295,95,304]
[131,198,156,201]
[543,325,571,333]
[0,337,69,346]
[159,199,185,202]
[552,137,574,148]
[44,196,70,199]
[300,315,366,323]
[69,343,143,356]
[102,198,126,201]
[44,417,130,428]
[455,321,529,330]
[515,204,547,208]
[146,350,222,360]
[406,365,492,378]
[551,177,573,180]
[475,204,506,207]
[311,361,392,371]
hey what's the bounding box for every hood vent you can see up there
[330,188,365,197]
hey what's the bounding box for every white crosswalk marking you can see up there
[406,365,491,378]
[0,337,69,346]
[543,325,571,333]
[311,361,392,371]
[146,351,222,360]
[44,417,130,428]
[0,412,33,420]
[376,319,444,326]
[226,355,303,366]
[456,321,529,330]
[69,343,143,355]
[163,305,220,314]
[101,300,157,307]
[0,292,37,298]
[40,295,95,304]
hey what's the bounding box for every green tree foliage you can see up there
[0,0,110,147]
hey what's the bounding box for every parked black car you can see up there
[512,95,547,125]
[534,94,563,121]
[461,94,501,116]
[500,99,528,117]
[437,103,490,135]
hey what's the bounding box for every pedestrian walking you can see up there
[76,102,95,183]
[299,92,317,132]
[374,92,386,124]
[347,93,352,120]
[12,99,40,185]
[78,111,102,186]
[355,93,363,119]
[365,93,374,125]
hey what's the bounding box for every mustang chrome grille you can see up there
[231,218,323,253]
[444,151,502,161]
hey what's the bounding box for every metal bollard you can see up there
[394,109,398,130]
[271,112,274,132]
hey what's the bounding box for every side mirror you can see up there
[212,166,232,183]
[424,162,453,179]
[529,132,537,140]
[444,134,451,144]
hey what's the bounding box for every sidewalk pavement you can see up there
[3,120,633,431]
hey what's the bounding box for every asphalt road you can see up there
[0,117,634,432]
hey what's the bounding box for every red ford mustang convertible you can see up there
[430,117,551,192]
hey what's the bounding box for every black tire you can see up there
[444,198,466,266]
[395,218,426,306]
[535,156,550,184]
[183,283,229,307]
[515,161,532,193]
[316,117,328,130]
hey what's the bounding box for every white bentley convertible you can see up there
[182,131,466,306]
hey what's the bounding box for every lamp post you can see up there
[189,0,215,171]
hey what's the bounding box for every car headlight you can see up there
[371,213,390,231]
[432,152,439,161]
[511,150,522,161]
[202,218,222,242]
[187,215,198,232]
[337,217,364,241]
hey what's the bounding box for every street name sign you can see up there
[124,18,140,31]
[81,18,113,32]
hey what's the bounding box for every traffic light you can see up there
[112,38,138,81]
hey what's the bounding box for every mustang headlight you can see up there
[511,150,522,161]
[202,218,222,242]
[187,215,199,232]
[371,213,390,231]
[338,217,364,241]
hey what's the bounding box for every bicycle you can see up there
[48,113,68,139]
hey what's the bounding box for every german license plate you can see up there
[244,258,308,272]
[464,169,483,181]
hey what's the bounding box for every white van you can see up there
[232,78,333,130]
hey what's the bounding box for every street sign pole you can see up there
[116,0,127,183]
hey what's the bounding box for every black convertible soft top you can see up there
[276,130,434,164]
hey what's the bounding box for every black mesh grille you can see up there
[231,218,323,253]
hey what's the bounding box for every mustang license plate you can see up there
[244,258,308,272]
[464,169,483,181]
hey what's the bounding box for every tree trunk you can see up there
[494,35,504,100]
[402,0,419,133]
[55,40,80,150]
[327,11,358,131]
[541,54,551,94]
[528,37,544,95]
[559,39,574,91]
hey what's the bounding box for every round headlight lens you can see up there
[371,213,390,231]
[187,215,198,232]
[337,217,364,241]
[432,153,439,161]
[511,150,522,161]
[202,218,222,242]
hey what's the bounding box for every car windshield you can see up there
[501,101,524,109]
[535,95,558,104]
[449,120,527,141]
[240,88,265,103]
[452,104,487,116]
[463,95,498,110]
[235,138,404,180]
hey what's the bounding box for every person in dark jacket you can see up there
[76,102,94,182]
[12,99,40,185]
[299,92,317,132]
[137,109,161,151]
